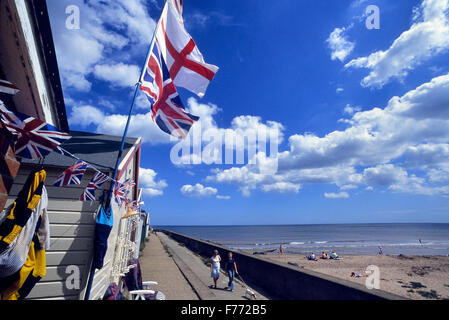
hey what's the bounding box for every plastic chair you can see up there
[122,258,166,300]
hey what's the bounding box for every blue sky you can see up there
[47,0,449,225]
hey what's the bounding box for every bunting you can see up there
[53,160,88,187]
[80,172,109,202]
[0,101,71,160]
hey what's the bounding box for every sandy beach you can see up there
[257,253,449,300]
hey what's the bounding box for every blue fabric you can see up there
[211,267,220,279]
[103,282,122,300]
[92,206,113,269]
[227,269,235,291]
[226,258,236,272]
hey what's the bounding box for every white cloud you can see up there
[363,164,408,186]
[180,184,218,197]
[326,26,355,62]
[97,112,171,145]
[261,182,301,194]
[48,0,156,92]
[185,11,238,29]
[69,105,106,127]
[139,168,168,197]
[336,88,344,93]
[343,104,361,115]
[345,0,449,88]
[94,63,140,87]
[340,184,358,190]
[216,195,231,200]
[207,73,449,197]
[324,192,349,199]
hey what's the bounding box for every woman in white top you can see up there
[210,250,221,288]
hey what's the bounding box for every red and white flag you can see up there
[0,80,20,95]
[155,0,219,98]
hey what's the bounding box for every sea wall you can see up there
[158,229,404,300]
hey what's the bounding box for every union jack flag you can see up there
[123,179,136,192]
[113,181,128,207]
[53,160,88,187]
[139,40,199,139]
[0,101,71,159]
[0,79,20,95]
[80,172,109,202]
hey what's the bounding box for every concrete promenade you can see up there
[139,232,267,300]
[139,232,199,300]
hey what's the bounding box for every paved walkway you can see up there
[139,232,199,300]
[157,232,268,300]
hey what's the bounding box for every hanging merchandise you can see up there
[92,205,114,270]
[0,169,50,300]
[121,206,139,220]
[0,101,71,160]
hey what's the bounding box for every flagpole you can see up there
[83,1,168,300]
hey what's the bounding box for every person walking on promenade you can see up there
[210,250,221,289]
[225,252,239,292]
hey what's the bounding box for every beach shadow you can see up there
[209,285,230,292]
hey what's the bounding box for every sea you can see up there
[155,223,449,256]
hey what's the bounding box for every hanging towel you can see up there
[92,205,113,270]
[0,170,48,277]
[0,169,49,300]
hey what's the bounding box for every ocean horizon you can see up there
[154,223,449,256]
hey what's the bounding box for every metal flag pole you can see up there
[83,1,168,300]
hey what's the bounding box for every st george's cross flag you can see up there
[172,0,183,18]
[0,100,71,159]
[80,172,109,202]
[155,0,218,98]
[53,160,88,187]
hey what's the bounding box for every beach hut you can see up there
[4,132,143,300]
[0,1,146,300]
[0,0,69,212]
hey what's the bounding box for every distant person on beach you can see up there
[351,272,368,278]
[330,251,340,260]
[225,252,239,292]
[321,252,327,259]
[378,246,383,255]
[307,253,318,261]
[279,244,284,255]
[210,250,221,289]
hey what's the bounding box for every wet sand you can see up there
[255,253,449,300]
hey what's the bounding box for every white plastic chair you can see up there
[129,281,166,300]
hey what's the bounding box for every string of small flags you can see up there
[1,83,137,207]
[56,147,136,206]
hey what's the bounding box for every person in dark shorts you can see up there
[225,252,239,292]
